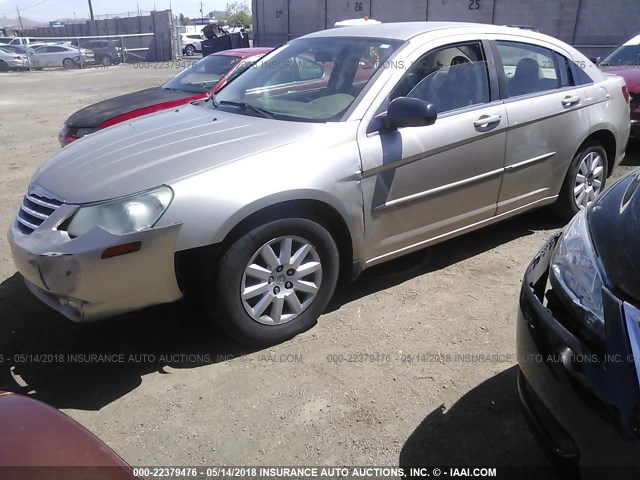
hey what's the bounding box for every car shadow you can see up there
[328,208,564,312]
[399,367,562,478]
[0,209,563,411]
[622,137,640,166]
[0,274,256,410]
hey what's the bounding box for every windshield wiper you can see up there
[217,100,276,119]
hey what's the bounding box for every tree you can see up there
[179,13,192,25]
[225,1,252,28]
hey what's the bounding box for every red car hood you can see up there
[0,392,137,479]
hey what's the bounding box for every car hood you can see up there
[600,66,640,91]
[589,170,640,302]
[34,104,320,204]
[65,87,202,128]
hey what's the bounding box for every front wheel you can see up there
[101,55,112,66]
[207,218,340,346]
[184,45,195,56]
[554,142,608,221]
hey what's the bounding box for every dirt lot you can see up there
[0,64,638,473]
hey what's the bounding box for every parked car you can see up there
[0,46,29,71]
[0,44,35,56]
[59,47,272,146]
[181,33,204,56]
[334,17,382,27]
[9,23,630,346]
[0,36,36,47]
[0,391,137,479]
[597,34,640,136]
[31,44,95,69]
[68,39,123,66]
[517,169,640,469]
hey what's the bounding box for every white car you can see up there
[8,22,631,347]
[334,18,382,27]
[181,34,204,56]
[31,44,95,69]
[0,36,36,47]
[0,46,29,70]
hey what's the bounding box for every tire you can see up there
[0,60,8,72]
[62,58,75,69]
[207,218,340,346]
[101,55,112,66]
[554,141,608,221]
[184,45,196,56]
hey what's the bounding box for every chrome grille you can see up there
[17,192,63,235]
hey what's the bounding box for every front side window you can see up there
[389,42,490,115]
[497,41,572,97]
[213,36,403,122]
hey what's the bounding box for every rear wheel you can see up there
[185,45,196,56]
[206,218,339,346]
[554,141,608,221]
[101,55,112,66]
[62,58,75,69]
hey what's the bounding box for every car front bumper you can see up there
[8,59,28,69]
[516,233,640,466]
[8,215,183,322]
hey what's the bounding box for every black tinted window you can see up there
[497,41,573,97]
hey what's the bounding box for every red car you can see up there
[597,34,640,136]
[0,391,137,480]
[59,47,272,146]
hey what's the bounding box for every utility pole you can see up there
[200,1,204,24]
[87,0,95,20]
[16,6,24,31]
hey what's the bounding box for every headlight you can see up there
[65,186,173,238]
[550,209,604,341]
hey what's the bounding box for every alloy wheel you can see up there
[574,151,604,209]
[241,235,323,325]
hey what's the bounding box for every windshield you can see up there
[600,44,640,66]
[213,36,403,122]
[163,54,243,93]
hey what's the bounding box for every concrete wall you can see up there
[20,10,174,61]
[252,0,632,58]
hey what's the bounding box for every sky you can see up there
[0,0,235,22]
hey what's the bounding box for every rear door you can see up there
[492,39,591,214]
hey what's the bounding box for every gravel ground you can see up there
[0,64,638,473]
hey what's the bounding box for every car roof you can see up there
[623,34,640,46]
[302,21,561,43]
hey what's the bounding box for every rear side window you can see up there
[496,41,573,97]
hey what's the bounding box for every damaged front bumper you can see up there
[8,214,183,322]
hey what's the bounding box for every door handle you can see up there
[473,114,502,129]
[561,95,580,107]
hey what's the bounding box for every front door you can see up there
[358,40,507,265]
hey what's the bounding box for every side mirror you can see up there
[383,97,437,130]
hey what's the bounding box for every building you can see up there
[251,0,639,57]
